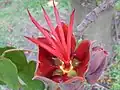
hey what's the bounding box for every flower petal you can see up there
[41,6,68,62]
[25,36,66,61]
[85,47,108,84]
[55,22,76,53]
[53,1,67,57]
[41,6,60,41]
[51,74,69,83]
[35,45,57,77]
[27,9,55,47]
[67,9,75,57]
[74,40,91,77]
[59,76,85,90]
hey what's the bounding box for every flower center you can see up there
[59,61,73,74]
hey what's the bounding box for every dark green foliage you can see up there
[19,61,45,90]
[0,47,27,71]
[0,57,19,90]
[114,0,120,11]
[109,45,120,90]
[0,47,45,90]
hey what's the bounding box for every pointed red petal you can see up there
[67,9,75,57]
[53,2,68,58]
[55,23,76,63]
[38,37,65,60]
[41,6,58,37]
[62,23,76,53]
[27,9,55,46]
[74,40,91,77]
[27,9,65,61]
[41,6,63,54]
[42,27,50,33]
[71,35,76,53]
[55,23,76,53]
[25,36,62,59]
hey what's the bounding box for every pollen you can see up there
[59,61,73,74]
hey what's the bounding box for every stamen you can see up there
[72,58,80,67]
[59,61,73,74]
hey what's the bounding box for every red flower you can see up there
[25,2,108,83]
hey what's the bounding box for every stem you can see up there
[77,0,115,38]
[114,12,119,43]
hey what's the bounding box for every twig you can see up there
[77,0,115,37]
[114,11,120,43]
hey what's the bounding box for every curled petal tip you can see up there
[40,4,44,10]
[53,0,55,6]
[73,9,75,13]
[24,36,29,39]
[104,51,109,56]
[27,9,31,16]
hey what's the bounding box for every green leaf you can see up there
[112,83,120,90]
[0,47,13,55]
[114,0,120,11]
[0,80,5,85]
[0,47,28,71]
[0,47,45,90]
[19,61,45,90]
[18,76,26,86]
[96,0,102,5]
[0,57,19,90]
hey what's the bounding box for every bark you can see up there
[71,0,115,56]
[111,11,120,44]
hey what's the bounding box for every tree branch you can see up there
[77,0,115,38]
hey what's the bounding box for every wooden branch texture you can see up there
[77,0,115,37]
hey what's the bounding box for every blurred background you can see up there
[0,0,120,90]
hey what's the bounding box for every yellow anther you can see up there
[59,61,73,74]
